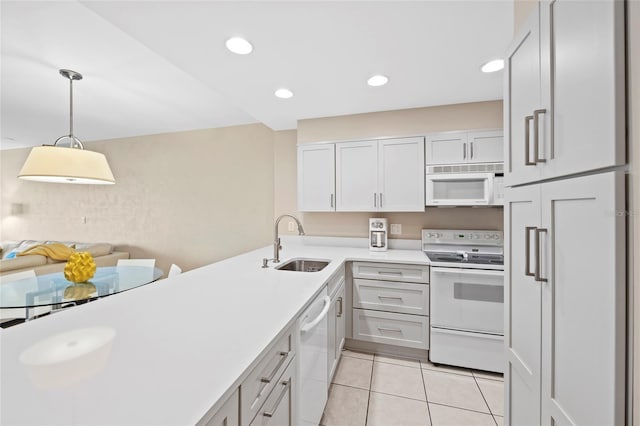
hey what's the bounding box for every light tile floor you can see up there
[321,349,503,426]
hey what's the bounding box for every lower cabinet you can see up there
[328,274,345,382]
[204,389,239,426]
[249,360,296,426]
[351,262,430,351]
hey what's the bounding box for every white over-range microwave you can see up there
[425,163,504,206]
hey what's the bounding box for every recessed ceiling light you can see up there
[367,75,389,87]
[226,37,253,55]
[481,59,504,73]
[275,88,293,99]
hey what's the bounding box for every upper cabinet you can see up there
[297,144,335,212]
[504,0,625,187]
[335,137,425,212]
[425,130,503,165]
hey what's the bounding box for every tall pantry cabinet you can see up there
[504,1,626,425]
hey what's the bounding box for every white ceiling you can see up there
[0,1,512,150]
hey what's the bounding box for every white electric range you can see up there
[422,229,505,373]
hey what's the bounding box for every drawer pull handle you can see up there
[263,379,290,418]
[378,326,403,333]
[260,351,289,383]
[378,271,402,276]
[377,295,403,301]
[337,296,343,317]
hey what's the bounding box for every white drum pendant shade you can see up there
[18,146,115,184]
[17,68,116,185]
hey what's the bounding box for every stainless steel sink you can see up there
[275,258,330,272]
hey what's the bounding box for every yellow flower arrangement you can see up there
[64,251,96,283]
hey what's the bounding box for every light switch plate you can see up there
[390,224,402,235]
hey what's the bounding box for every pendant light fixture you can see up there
[18,69,115,184]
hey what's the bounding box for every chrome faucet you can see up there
[262,214,305,268]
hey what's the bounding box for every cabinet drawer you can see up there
[352,262,429,284]
[204,389,239,426]
[241,328,295,426]
[249,359,295,426]
[352,309,429,349]
[353,279,429,316]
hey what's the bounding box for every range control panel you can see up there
[422,229,503,246]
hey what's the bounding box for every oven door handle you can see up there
[431,267,504,277]
[430,327,503,340]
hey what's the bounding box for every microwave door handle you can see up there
[470,142,474,159]
[463,143,467,160]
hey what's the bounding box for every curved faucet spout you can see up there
[273,214,305,263]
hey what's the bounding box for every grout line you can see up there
[364,360,375,426]
[374,358,421,369]
[330,381,370,392]
[472,373,497,424]
[428,401,495,417]
[421,365,474,377]
[419,362,434,426]
[369,390,427,403]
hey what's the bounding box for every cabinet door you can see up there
[205,389,239,426]
[504,5,543,187]
[297,144,335,211]
[467,130,503,163]
[539,0,625,180]
[250,361,296,426]
[425,132,467,165]
[540,172,625,426]
[504,184,542,426]
[378,137,425,212]
[336,284,346,356]
[335,141,378,211]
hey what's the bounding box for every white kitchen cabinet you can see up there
[425,131,502,165]
[328,276,345,383]
[335,140,378,211]
[504,171,625,426]
[250,360,296,426]
[504,0,625,187]
[351,262,430,351]
[204,389,239,426]
[335,137,425,212]
[297,144,335,211]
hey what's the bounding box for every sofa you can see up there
[0,240,129,276]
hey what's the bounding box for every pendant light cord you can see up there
[53,69,84,149]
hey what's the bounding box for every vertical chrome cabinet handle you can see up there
[374,193,377,208]
[525,226,537,277]
[463,143,467,160]
[524,115,535,165]
[470,142,474,159]
[330,193,334,208]
[263,379,290,418]
[379,193,383,207]
[533,109,547,163]
[535,228,548,282]
[337,296,343,317]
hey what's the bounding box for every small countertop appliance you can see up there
[369,218,388,251]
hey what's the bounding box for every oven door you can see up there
[425,173,493,206]
[430,267,504,334]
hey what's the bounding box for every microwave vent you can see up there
[426,163,504,174]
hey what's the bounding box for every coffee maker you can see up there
[369,218,388,251]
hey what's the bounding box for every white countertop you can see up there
[0,238,428,425]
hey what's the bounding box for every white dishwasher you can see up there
[297,287,330,426]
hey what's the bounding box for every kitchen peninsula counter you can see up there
[0,238,428,425]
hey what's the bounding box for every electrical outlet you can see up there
[390,224,402,235]
[81,216,87,224]
[287,221,295,231]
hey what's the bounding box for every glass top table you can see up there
[0,266,163,320]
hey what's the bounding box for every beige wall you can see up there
[273,130,300,236]
[513,0,537,34]
[0,124,275,275]
[289,101,504,239]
